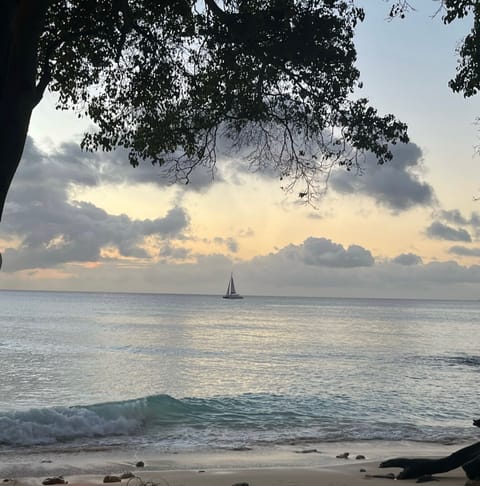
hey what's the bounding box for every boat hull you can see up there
[222,294,243,299]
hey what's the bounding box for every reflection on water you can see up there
[0,292,479,436]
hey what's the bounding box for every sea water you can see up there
[0,291,479,470]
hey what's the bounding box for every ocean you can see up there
[0,291,479,473]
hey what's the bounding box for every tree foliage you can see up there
[1,0,478,223]
[35,0,410,203]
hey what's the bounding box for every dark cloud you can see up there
[280,237,374,268]
[1,137,191,272]
[448,246,480,257]
[159,243,192,261]
[14,136,218,194]
[436,209,480,239]
[330,142,434,212]
[426,221,472,242]
[439,209,469,226]
[392,253,423,265]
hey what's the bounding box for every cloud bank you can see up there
[330,143,434,212]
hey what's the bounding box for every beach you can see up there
[2,441,474,486]
[4,460,470,486]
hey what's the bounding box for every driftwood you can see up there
[380,421,480,480]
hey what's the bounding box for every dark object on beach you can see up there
[356,455,366,460]
[380,440,480,479]
[135,461,144,468]
[103,476,121,483]
[40,460,52,463]
[365,473,395,480]
[231,446,252,451]
[416,475,439,483]
[336,452,349,459]
[232,483,249,486]
[360,469,367,473]
[120,472,135,479]
[198,470,205,473]
[42,477,67,485]
[296,449,320,454]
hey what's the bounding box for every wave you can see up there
[0,394,178,446]
[0,393,321,447]
[0,393,476,448]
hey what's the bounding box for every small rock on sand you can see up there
[42,477,67,485]
[356,455,366,460]
[135,461,144,468]
[336,452,349,459]
[295,449,320,454]
[232,483,249,486]
[103,476,121,483]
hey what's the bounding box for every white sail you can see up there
[229,275,236,295]
[222,273,243,299]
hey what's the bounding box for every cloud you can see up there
[435,209,480,238]
[439,209,480,228]
[392,253,423,265]
[1,137,191,272]
[330,142,434,212]
[448,246,480,257]
[214,237,239,253]
[439,209,469,226]
[426,221,472,242]
[16,136,218,194]
[279,237,374,268]
[3,227,480,299]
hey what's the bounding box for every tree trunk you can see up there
[0,0,50,222]
[379,441,480,479]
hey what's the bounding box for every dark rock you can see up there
[198,471,205,473]
[360,469,367,473]
[42,477,67,485]
[356,455,366,460]
[103,476,121,483]
[232,483,249,486]
[41,460,52,464]
[120,472,135,479]
[135,461,144,468]
[416,475,439,483]
[336,452,349,459]
[231,446,252,451]
[296,449,320,454]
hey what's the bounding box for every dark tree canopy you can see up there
[1,0,412,222]
[42,0,411,200]
[0,0,478,227]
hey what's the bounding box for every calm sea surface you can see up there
[0,291,479,462]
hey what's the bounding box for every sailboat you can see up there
[223,272,243,299]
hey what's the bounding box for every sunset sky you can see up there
[1,2,480,299]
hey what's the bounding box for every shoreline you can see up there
[2,462,470,486]
[0,440,473,483]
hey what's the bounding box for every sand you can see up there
[3,443,471,486]
[8,462,469,486]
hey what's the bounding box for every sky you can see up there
[1,2,480,299]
